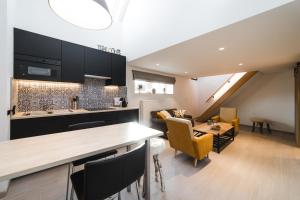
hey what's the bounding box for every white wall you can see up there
[123,0,293,60]
[0,0,15,141]
[126,66,232,124]
[14,0,123,51]
[225,69,295,133]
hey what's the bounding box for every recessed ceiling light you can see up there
[218,47,225,51]
[239,63,244,66]
[156,63,160,66]
[49,0,112,30]
[184,72,188,74]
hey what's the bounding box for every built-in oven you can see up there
[14,54,61,81]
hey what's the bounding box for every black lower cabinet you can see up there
[11,109,139,140]
[11,115,67,140]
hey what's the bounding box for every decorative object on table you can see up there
[250,118,272,134]
[211,124,221,131]
[150,108,194,138]
[211,107,240,133]
[166,118,213,167]
[207,119,212,125]
[173,109,186,118]
[116,49,121,55]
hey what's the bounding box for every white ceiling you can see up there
[128,0,300,77]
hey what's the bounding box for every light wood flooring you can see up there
[2,127,300,200]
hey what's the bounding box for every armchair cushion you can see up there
[220,107,237,122]
[192,134,213,160]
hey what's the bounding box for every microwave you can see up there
[14,54,61,81]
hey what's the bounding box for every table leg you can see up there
[259,122,263,133]
[252,122,255,132]
[144,139,151,200]
[232,128,235,141]
[66,163,71,200]
[217,134,220,153]
[126,145,132,192]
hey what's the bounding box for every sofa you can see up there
[150,108,194,138]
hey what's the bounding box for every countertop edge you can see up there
[11,107,140,120]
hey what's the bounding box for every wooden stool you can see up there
[251,118,272,134]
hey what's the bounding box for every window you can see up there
[134,80,174,94]
[132,70,175,95]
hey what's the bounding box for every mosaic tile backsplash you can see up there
[14,79,127,112]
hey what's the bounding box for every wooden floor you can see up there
[2,127,300,200]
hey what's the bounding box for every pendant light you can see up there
[49,0,112,30]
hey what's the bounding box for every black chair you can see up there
[71,143,146,200]
[67,121,118,200]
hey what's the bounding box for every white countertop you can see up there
[11,107,139,120]
[0,122,162,182]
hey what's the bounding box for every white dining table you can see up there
[0,122,163,200]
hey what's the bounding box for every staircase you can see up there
[196,71,257,122]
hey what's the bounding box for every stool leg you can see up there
[153,155,159,182]
[118,192,121,200]
[136,181,141,200]
[157,155,165,192]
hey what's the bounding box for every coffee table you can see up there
[193,122,234,153]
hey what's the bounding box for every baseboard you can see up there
[240,124,295,135]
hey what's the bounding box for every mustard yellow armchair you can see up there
[212,107,240,133]
[166,118,213,167]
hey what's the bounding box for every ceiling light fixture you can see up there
[218,47,225,51]
[184,72,188,74]
[49,0,112,30]
[156,64,160,66]
[239,63,244,66]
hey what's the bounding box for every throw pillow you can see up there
[157,112,165,119]
[159,110,172,120]
[173,109,186,118]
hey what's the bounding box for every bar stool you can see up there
[150,138,166,192]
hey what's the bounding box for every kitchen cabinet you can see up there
[10,115,67,139]
[14,28,61,60]
[10,109,139,140]
[14,28,127,85]
[62,41,85,83]
[85,47,112,78]
[106,54,126,86]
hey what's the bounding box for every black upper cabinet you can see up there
[14,28,127,85]
[14,28,61,60]
[107,54,126,86]
[85,47,112,78]
[62,41,85,83]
